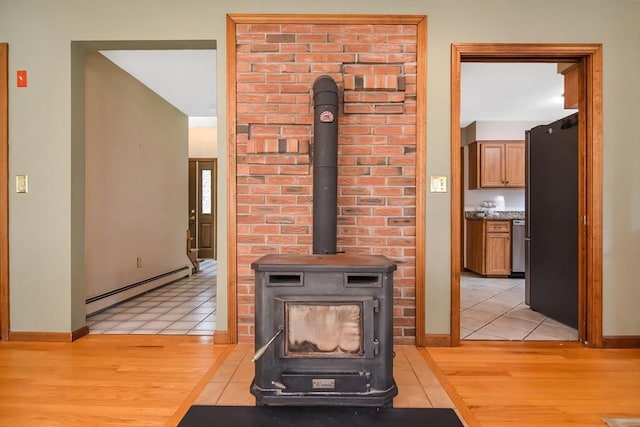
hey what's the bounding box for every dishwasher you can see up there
[511,219,525,276]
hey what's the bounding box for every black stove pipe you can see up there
[312,75,339,255]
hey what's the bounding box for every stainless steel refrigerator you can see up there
[525,113,578,329]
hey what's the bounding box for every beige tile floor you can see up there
[461,271,578,341]
[87,259,217,335]
[86,261,575,343]
[194,344,459,412]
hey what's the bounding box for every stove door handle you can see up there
[252,326,284,363]
[271,381,287,390]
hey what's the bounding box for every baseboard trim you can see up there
[9,331,69,342]
[9,325,90,342]
[423,334,452,347]
[86,266,190,315]
[213,330,231,344]
[602,335,640,348]
[72,325,90,341]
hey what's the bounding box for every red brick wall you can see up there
[234,23,418,344]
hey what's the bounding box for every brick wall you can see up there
[234,22,418,344]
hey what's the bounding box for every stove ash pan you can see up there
[250,254,398,407]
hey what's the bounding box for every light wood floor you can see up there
[0,336,638,426]
[0,335,232,426]
[427,342,640,427]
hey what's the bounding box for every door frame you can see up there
[450,43,603,347]
[0,43,8,340]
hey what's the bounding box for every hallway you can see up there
[87,259,216,335]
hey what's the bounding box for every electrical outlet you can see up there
[137,257,142,268]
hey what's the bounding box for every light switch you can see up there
[16,175,28,193]
[430,175,447,193]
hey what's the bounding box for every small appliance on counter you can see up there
[494,195,506,211]
[475,200,497,218]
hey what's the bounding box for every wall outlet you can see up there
[136,257,142,268]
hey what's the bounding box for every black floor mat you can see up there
[179,405,464,427]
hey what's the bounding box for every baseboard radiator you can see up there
[85,266,190,316]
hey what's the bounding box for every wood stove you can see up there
[251,254,397,407]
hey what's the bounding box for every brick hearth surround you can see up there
[234,21,418,344]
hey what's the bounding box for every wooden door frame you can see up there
[0,43,8,340]
[225,14,427,345]
[450,43,603,347]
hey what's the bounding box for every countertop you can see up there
[465,210,524,220]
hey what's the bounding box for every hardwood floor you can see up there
[0,336,638,426]
[0,335,233,426]
[426,342,640,427]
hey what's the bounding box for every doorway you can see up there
[189,158,217,260]
[458,62,578,341]
[450,43,604,347]
[76,41,219,336]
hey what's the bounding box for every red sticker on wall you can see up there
[17,70,27,88]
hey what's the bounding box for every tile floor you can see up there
[87,259,217,335]
[461,271,578,340]
[194,344,459,413]
[86,261,575,342]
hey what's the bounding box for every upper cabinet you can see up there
[560,63,579,109]
[468,140,525,189]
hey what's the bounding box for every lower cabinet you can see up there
[466,219,511,277]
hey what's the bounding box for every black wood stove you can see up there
[251,254,397,407]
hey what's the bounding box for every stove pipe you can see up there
[312,75,339,255]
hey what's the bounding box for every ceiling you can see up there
[99,51,574,128]
[100,49,218,122]
[461,62,573,127]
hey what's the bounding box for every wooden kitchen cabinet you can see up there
[468,141,525,188]
[466,219,511,276]
[561,63,579,109]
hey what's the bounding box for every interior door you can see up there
[188,159,217,259]
[188,160,197,251]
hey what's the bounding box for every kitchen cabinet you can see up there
[466,219,511,277]
[468,141,525,188]
[560,63,579,109]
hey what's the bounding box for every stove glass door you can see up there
[276,296,376,358]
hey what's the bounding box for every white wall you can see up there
[1,0,638,337]
[188,127,217,158]
[84,52,189,310]
[188,116,218,158]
